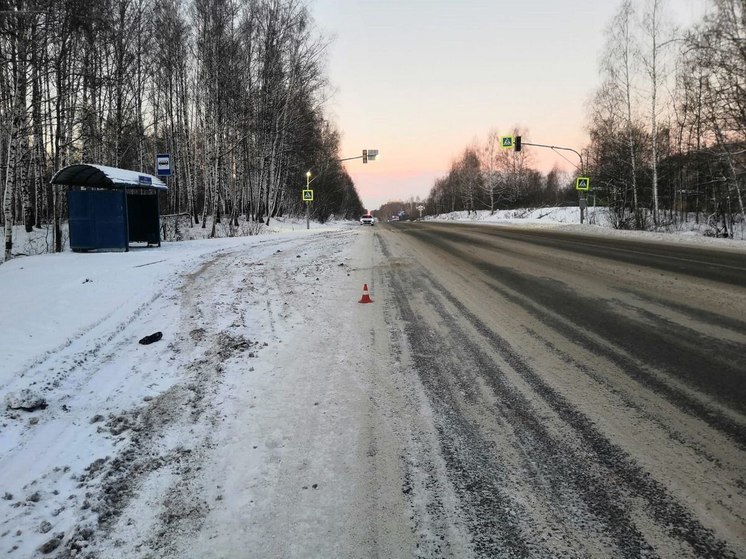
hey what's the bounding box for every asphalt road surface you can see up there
[367,222,746,558]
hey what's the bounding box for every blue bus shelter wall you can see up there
[68,190,128,251]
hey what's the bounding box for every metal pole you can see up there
[306,172,310,230]
[122,186,130,252]
[522,141,586,224]
[301,151,374,230]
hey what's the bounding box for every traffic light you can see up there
[362,149,368,164]
[515,136,522,152]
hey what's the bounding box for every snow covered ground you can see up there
[1,211,744,557]
[428,207,746,249]
[1,219,377,557]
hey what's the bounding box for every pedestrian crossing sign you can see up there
[576,177,590,191]
[500,136,514,149]
[302,189,314,201]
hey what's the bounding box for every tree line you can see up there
[589,0,744,235]
[1,0,364,261]
[425,0,744,238]
[424,129,576,218]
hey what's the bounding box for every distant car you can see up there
[390,215,399,222]
[360,213,374,225]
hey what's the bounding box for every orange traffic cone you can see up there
[358,283,373,304]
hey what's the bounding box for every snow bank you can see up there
[427,208,746,250]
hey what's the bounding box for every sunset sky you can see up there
[311,0,707,211]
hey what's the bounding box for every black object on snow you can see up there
[138,332,163,345]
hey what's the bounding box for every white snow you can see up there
[0,218,360,557]
[428,207,746,250]
[0,210,743,556]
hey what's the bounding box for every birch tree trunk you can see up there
[3,14,27,262]
[616,1,640,218]
[31,17,44,229]
[640,0,674,226]
[3,130,16,261]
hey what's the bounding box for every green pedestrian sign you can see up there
[576,177,590,191]
[500,136,514,149]
[302,189,314,201]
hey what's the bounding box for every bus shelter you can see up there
[51,164,167,252]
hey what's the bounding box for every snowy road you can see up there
[372,221,746,558]
[1,222,745,558]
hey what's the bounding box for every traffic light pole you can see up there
[340,149,378,164]
[519,141,587,224]
[302,149,378,230]
[305,171,319,230]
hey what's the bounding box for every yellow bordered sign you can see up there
[500,136,514,149]
[576,177,590,191]
[302,189,314,201]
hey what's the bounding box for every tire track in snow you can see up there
[377,230,738,558]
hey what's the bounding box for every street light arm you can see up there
[522,142,584,173]
[306,150,378,187]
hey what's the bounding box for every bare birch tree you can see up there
[603,0,644,223]
[639,0,677,225]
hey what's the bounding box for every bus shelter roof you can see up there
[51,164,167,190]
